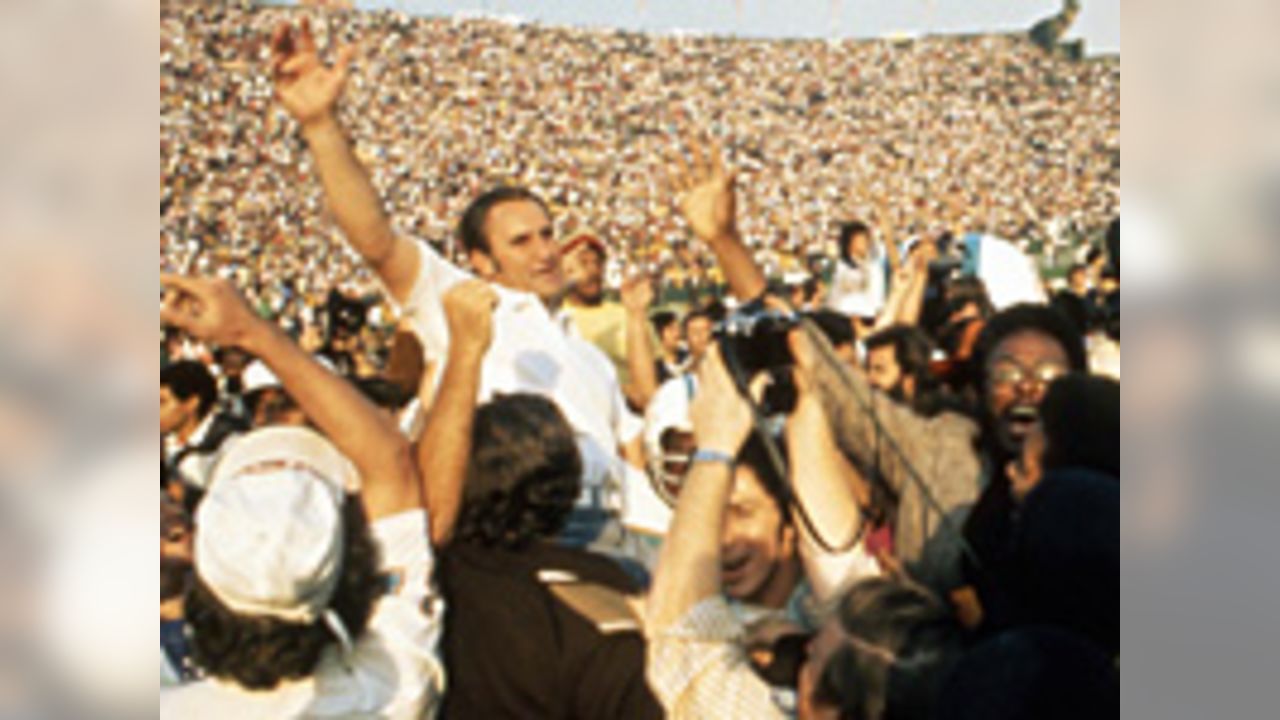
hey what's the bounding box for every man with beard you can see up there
[561,232,659,410]
[792,303,1086,598]
[658,129,1090,598]
[863,325,941,411]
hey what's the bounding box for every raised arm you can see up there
[788,319,975,501]
[893,240,936,328]
[646,346,754,633]
[161,275,419,520]
[270,19,421,303]
[620,274,659,410]
[785,372,872,600]
[415,280,497,547]
[668,134,768,301]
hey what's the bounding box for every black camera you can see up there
[716,304,799,415]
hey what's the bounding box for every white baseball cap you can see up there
[196,426,357,624]
[241,359,280,395]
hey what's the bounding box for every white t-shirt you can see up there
[826,255,887,319]
[160,511,445,719]
[395,240,639,505]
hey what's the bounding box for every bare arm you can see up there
[893,241,936,328]
[270,19,421,303]
[415,280,496,546]
[669,134,768,301]
[621,275,659,409]
[785,386,865,553]
[893,263,929,328]
[301,118,421,301]
[161,275,419,520]
[646,346,753,633]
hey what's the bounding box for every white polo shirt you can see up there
[396,241,640,505]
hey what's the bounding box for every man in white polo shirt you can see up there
[269,20,642,548]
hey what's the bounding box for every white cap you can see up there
[242,360,280,394]
[196,426,356,623]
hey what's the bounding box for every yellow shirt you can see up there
[565,300,630,386]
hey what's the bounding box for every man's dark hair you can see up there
[161,360,218,420]
[682,307,713,333]
[815,577,963,720]
[735,432,791,523]
[942,276,995,322]
[1039,374,1120,479]
[246,387,300,427]
[162,558,192,602]
[651,310,678,336]
[864,325,949,416]
[969,304,1088,402]
[806,309,855,350]
[454,394,582,550]
[354,377,414,412]
[1068,263,1089,280]
[702,299,729,324]
[838,220,872,266]
[185,496,382,690]
[456,186,551,255]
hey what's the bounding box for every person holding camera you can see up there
[645,344,957,719]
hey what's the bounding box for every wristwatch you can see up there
[690,448,735,469]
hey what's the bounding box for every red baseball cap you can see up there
[561,232,607,258]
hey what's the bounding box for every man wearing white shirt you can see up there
[269,20,642,546]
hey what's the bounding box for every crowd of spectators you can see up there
[160,2,1119,718]
[162,0,1118,331]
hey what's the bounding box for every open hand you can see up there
[619,273,654,314]
[668,132,738,245]
[270,17,355,129]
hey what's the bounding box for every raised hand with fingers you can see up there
[668,133,738,245]
[160,274,263,348]
[442,280,499,359]
[270,17,355,129]
[619,273,655,316]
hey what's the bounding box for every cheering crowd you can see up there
[161,2,1119,718]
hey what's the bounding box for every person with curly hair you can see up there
[159,274,444,719]
[414,279,661,718]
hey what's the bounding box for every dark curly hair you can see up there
[453,394,583,551]
[185,495,383,690]
[815,577,963,720]
[969,303,1088,403]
